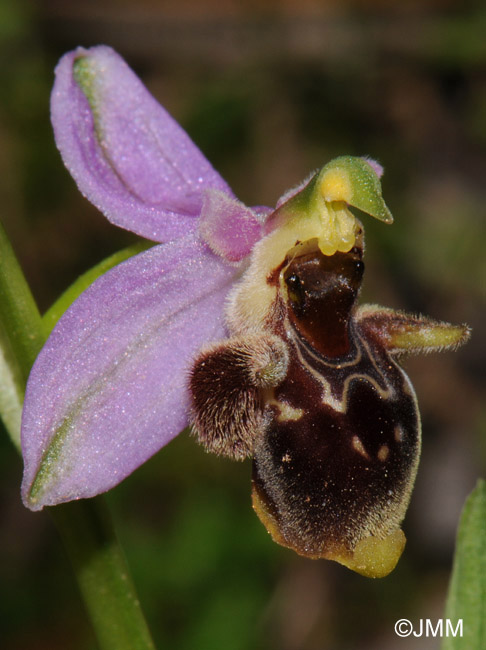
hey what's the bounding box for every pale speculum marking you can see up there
[289,328,398,416]
[394,425,404,443]
[352,435,370,460]
[377,444,390,462]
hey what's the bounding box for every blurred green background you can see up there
[0,0,484,648]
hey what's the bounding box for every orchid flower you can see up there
[21,46,469,578]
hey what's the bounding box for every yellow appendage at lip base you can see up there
[252,483,405,578]
[336,530,406,578]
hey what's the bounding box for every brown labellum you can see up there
[190,229,470,577]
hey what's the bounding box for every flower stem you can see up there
[52,498,156,650]
[0,219,156,650]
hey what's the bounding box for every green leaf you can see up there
[0,220,44,449]
[0,339,24,448]
[442,480,486,650]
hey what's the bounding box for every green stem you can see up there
[0,220,156,650]
[52,498,156,650]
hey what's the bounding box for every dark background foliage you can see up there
[0,1,484,648]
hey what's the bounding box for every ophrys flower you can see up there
[21,46,469,577]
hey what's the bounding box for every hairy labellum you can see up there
[251,240,419,577]
[190,162,470,578]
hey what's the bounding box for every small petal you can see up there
[361,156,384,179]
[356,305,472,354]
[199,189,264,262]
[51,46,234,242]
[21,235,237,510]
